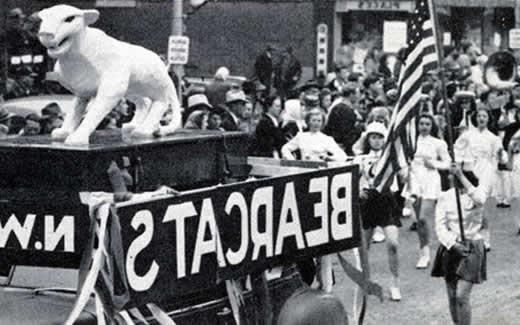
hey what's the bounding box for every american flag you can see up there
[372,0,438,192]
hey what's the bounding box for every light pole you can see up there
[172,0,184,98]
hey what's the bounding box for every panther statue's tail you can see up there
[159,79,183,136]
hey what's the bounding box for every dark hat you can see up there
[25,113,41,123]
[299,80,320,93]
[0,107,15,123]
[225,89,247,104]
[41,102,64,119]
[363,75,381,89]
[303,93,320,108]
[454,90,476,101]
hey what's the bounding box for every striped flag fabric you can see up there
[372,0,438,192]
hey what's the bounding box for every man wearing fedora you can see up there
[40,102,64,134]
[183,93,213,125]
[221,89,248,131]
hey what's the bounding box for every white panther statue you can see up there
[37,4,181,145]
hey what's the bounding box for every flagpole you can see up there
[427,0,466,242]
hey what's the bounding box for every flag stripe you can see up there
[373,0,438,191]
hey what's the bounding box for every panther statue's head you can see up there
[38,5,99,59]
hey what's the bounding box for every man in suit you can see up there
[323,83,361,156]
[221,89,248,131]
[254,95,284,157]
[255,45,274,95]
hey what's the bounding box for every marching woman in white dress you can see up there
[281,108,347,292]
[407,114,451,269]
[454,108,502,250]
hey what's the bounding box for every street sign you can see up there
[509,29,520,49]
[168,36,190,65]
[316,24,328,77]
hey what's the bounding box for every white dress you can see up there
[510,154,520,199]
[408,135,451,200]
[281,131,347,162]
[454,128,502,197]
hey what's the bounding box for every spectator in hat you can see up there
[302,93,321,113]
[0,107,15,133]
[205,67,232,109]
[184,93,213,125]
[221,89,248,131]
[40,102,64,134]
[255,45,275,95]
[184,110,209,130]
[19,113,42,136]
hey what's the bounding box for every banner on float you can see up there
[116,165,360,306]
[0,194,89,268]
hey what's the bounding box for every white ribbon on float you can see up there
[65,201,111,325]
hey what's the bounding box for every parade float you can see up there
[0,5,380,324]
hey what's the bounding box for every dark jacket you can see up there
[221,110,240,131]
[323,102,359,156]
[255,52,273,87]
[253,114,284,157]
[205,80,232,109]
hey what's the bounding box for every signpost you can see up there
[168,35,190,66]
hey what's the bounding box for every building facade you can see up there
[2,0,520,78]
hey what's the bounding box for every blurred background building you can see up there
[0,0,519,79]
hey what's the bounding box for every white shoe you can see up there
[372,228,385,243]
[390,287,402,301]
[416,255,430,269]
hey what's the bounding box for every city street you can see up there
[332,200,520,325]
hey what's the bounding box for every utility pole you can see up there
[172,0,184,99]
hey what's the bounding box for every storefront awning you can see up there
[434,0,515,8]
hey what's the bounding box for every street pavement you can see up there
[332,201,520,325]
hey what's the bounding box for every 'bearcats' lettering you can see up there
[251,186,274,260]
[191,198,226,275]
[0,214,36,249]
[163,202,197,278]
[275,182,305,255]
[126,210,159,291]
[331,173,352,240]
[225,192,249,265]
[305,177,329,247]
[44,215,74,252]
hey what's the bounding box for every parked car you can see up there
[1,94,75,118]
